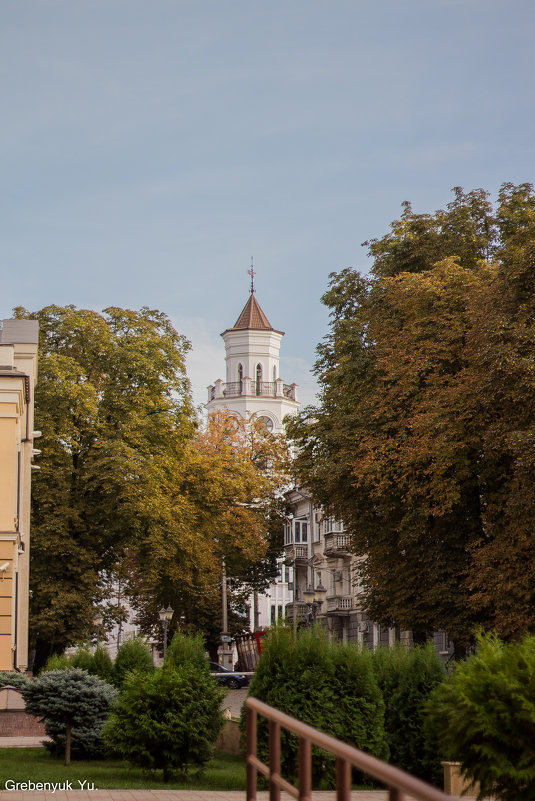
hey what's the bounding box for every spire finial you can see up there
[248,258,256,294]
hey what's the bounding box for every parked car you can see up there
[209,661,249,689]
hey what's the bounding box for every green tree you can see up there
[13,305,194,669]
[22,668,117,765]
[287,183,535,649]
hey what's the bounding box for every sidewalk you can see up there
[0,792,414,800]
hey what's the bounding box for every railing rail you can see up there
[246,696,455,801]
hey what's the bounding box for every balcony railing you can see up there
[208,380,298,402]
[324,532,351,556]
[284,602,309,623]
[283,544,308,565]
[246,696,454,801]
[326,595,353,614]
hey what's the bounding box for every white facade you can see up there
[207,291,299,433]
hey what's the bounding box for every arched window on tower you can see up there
[256,363,263,395]
[273,365,277,382]
[237,363,243,395]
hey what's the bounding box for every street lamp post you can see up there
[303,582,327,625]
[159,606,174,661]
[92,614,103,649]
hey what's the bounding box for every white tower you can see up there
[206,281,299,431]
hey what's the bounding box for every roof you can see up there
[223,294,283,335]
[0,320,39,345]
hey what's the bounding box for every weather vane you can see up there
[248,258,256,294]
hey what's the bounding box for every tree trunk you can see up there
[64,720,71,766]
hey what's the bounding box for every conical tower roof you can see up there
[223,293,283,335]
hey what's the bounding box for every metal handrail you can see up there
[246,696,455,801]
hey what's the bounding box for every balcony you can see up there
[326,595,354,615]
[208,379,298,402]
[283,544,308,566]
[323,532,351,557]
[284,602,309,623]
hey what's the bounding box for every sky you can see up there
[2,0,534,410]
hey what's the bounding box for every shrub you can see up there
[426,632,535,801]
[103,663,225,781]
[113,637,154,688]
[0,671,29,689]
[372,643,445,785]
[22,669,117,765]
[244,625,388,788]
[42,653,71,672]
[42,646,114,683]
[165,629,208,671]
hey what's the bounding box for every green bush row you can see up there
[243,626,446,789]
[43,636,155,688]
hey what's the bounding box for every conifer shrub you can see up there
[113,637,154,688]
[425,632,535,801]
[0,671,29,689]
[244,625,388,788]
[42,646,114,683]
[21,669,117,764]
[42,652,71,672]
[372,643,445,785]
[103,662,225,782]
[165,629,208,671]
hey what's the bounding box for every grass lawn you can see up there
[0,747,246,790]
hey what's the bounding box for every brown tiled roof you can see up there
[229,294,276,331]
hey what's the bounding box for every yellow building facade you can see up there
[0,320,38,671]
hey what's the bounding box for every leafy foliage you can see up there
[372,644,445,785]
[103,664,225,782]
[12,305,194,669]
[126,410,290,655]
[287,183,535,648]
[244,625,388,788]
[22,669,117,765]
[426,632,535,801]
[113,637,154,688]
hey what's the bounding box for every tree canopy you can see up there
[15,305,288,666]
[287,183,535,650]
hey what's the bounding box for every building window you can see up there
[271,605,276,624]
[256,363,263,394]
[237,363,243,381]
[294,520,308,543]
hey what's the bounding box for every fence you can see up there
[245,696,455,801]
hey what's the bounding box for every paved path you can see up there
[0,791,453,800]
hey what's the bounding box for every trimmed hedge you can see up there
[244,625,388,789]
[372,643,445,785]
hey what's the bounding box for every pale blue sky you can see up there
[2,1,534,407]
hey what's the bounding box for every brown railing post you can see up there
[298,736,312,801]
[246,704,257,801]
[336,756,351,801]
[269,719,281,801]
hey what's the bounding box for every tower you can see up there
[206,283,299,430]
